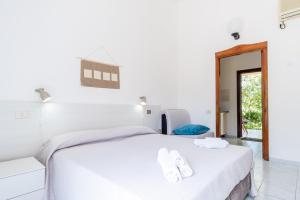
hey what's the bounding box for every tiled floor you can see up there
[244,129,263,140]
[224,137,300,200]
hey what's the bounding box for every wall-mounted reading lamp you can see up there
[139,96,147,106]
[35,88,52,103]
[231,32,240,40]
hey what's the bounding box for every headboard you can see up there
[162,109,191,135]
[0,101,160,161]
[0,101,42,162]
[40,103,144,141]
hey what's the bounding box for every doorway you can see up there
[215,42,269,161]
[237,68,262,142]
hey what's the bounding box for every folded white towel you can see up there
[194,137,229,149]
[157,148,182,183]
[169,150,193,178]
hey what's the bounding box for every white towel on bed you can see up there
[194,137,229,149]
[157,148,182,183]
[169,150,193,178]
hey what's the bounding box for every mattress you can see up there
[50,133,254,200]
[174,131,215,139]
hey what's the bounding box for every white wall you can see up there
[2,0,300,163]
[177,0,300,162]
[220,51,261,136]
[0,0,178,108]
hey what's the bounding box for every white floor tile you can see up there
[296,192,300,200]
[246,193,285,200]
[297,169,300,194]
[254,194,284,200]
[259,182,296,200]
[225,138,299,200]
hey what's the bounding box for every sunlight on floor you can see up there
[245,129,262,140]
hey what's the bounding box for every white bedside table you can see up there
[0,157,45,200]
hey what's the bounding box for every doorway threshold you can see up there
[241,137,262,142]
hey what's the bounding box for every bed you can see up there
[162,109,215,138]
[38,126,256,200]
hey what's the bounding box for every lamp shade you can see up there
[139,96,147,106]
[35,88,52,103]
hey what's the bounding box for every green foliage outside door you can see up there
[241,72,262,130]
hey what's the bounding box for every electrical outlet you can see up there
[146,109,152,115]
[15,111,31,119]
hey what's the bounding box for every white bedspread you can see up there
[41,130,255,200]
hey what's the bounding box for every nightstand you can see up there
[0,157,45,200]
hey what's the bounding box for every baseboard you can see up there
[269,157,300,167]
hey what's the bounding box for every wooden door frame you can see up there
[215,41,269,161]
[236,68,262,139]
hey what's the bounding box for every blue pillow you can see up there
[173,124,210,135]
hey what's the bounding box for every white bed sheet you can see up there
[174,131,215,139]
[51,134,253,200]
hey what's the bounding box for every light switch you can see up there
[15,111,31,119]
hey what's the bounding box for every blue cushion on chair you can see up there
[173,124,210,135]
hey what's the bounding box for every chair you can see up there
[161,109,214,138]
[241,119,249,137]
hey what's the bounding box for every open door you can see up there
[237,68,262,141]
[215,42,269,161]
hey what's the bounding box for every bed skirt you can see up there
[226,173,251,200]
